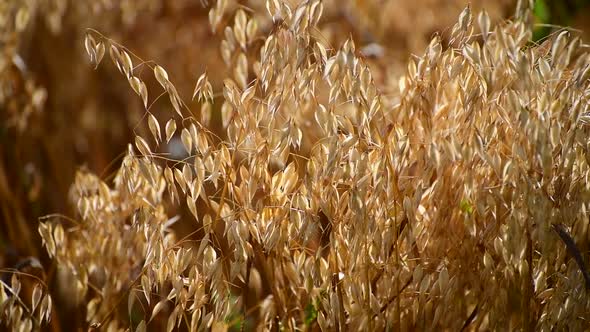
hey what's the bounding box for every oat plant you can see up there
[16,0,590,330]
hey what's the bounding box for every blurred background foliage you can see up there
[0,0,589,330]
[533,0,590,41]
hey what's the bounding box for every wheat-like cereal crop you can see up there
[2,0,590,331]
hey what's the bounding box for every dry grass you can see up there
[3,0,590,331]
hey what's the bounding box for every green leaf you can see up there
[532,0,551,42]
[304,302,318,326]
[534,0,550,23]
[459,199,473,215]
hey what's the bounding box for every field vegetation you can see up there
[1,0,590,330]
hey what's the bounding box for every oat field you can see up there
[2,0,590,331]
